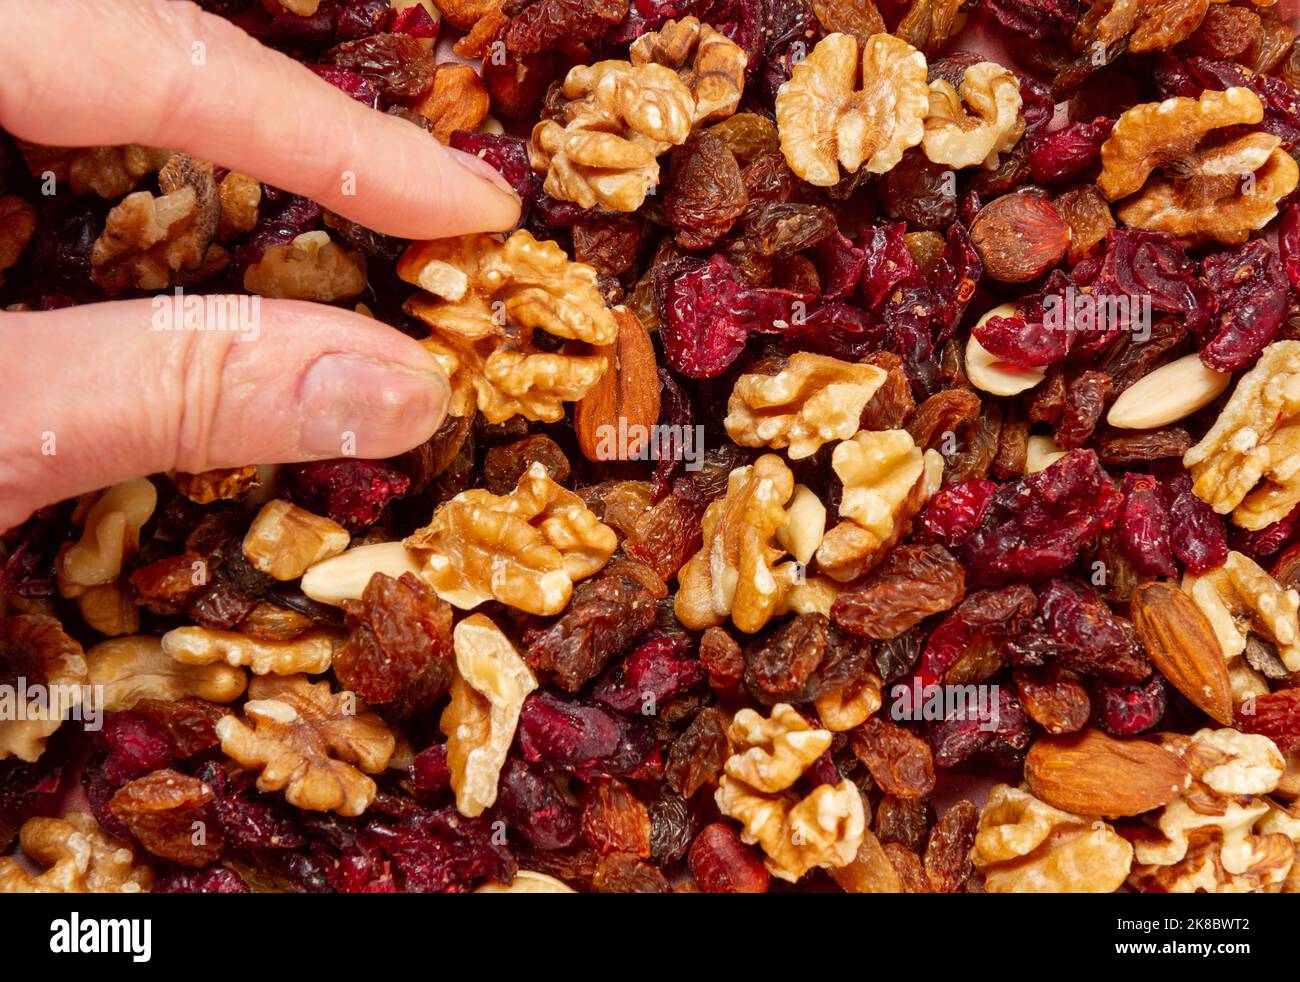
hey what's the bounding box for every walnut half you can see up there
[1099,87,1299,246]
[398,230,615,423]
[971,785,1133,892]
[715,704,864,882]
[0,813,153,894]
[215,674,396,816]
[776,32,929,187]
[1184,341,1300,531]
[440,614,538,818]
[405,461,617,616]
[921,61,1024,170]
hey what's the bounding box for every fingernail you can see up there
[298,354,448,457]
[445,145,522,201]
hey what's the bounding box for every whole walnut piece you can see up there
[398,229,616,423]
[628,17,747,124]
[161,625,336,676]
[215,674,395,816]
[715,703,865,882]
[675,455,807,634]
[530,60,695,212]
[57,477,157,595]
[91,153,223,292]
[1184,341,1300,531]
[1098,87,1299,246]
[0,615,88,763]
[243,230,367,302]
[1129,728,1295,893]
[0,812,153,894]
[1182,550,1300,674]
[776,32,929,187]
[724,704,833,793]
[816,429,944,582]
[724,353,888,460]
[921,62,1024,170]
[405,461,617,616]
[86,635,246,712]
[16,141,172,198]
[971,784,1133,893]
[242,499,350,582]
[440,614,538,818]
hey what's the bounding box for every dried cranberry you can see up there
[1230,504,1300,560]
[654,254,751,378]
[305,65,380,107]
[1037,578,1151,682]
[153,866,250,894]
[1118,473,1176,577]
[364,808,516,892]
[0,502,72,597]
[335,0,389,41]
[1281,203,1300,292]
[960,450,1122,585]
[451,131,541,223]
[1026,118,1112,185]
[919,585,1038,686]
[1160,473,1229,574]
[408,744,451,795]
[497,758,581,851]
[517,692,656,779]
[592,635,703,713]
[386,2,440,37]
[1090,675,1167,736]
[282,457,410,530]
[929,688,1032,769]
[1197,240,1289,372]
[504,0,629,55]
[689,823,769,893]
[916,480,997,549]
[199,762,306,851]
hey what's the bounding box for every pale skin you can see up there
[0,0,521,531]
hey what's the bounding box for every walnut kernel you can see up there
[243,230,367,301]
[215,674,395,816]
[0,813,153,893]
[921,62,1024,170]
[1183,551,1300,674]
[57,478,157,595]
[161,626,335,676]
[242,499,351,582]
[724,353,888,459]
[629,17,747,124]
[405,461,617,615]
[776,32,929,187]
[440,614,538,818]
[0,616,88,763]
[85,635,246,712]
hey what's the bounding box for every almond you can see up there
[575,305,661,462]
[1106,354,1231,430]
[1132,581,1233,725]
[964,304,1047,397]
[1025,729,1190,818]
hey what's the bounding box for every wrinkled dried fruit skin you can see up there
[832,544,966,640]
[689,821,770,892]
[526,576,658,692]
[1013,668,1091,734]
[1197,239,1289,372]
[1236,689,1300,751]
[1117,472,1176,578]
[960,450,1122,586]
[849,717,935,800]
[923,800,977,892]
[666,131,748,250]
[665,707,730,798]
[970,193,1070,284]
[1089,674,1167,735]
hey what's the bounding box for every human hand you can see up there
[0,0,520,531]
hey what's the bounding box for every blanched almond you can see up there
[299,541,422,606]
[964,304,1047,397]
[1107,354,1231,429]
[1025,435,1066,473]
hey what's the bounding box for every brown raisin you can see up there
[923,799,978,893]
[665,707,730,798]
[1013,668,1091,734]
[699,626,744,698]
[876,794,935,851]
[832,545,966,641]
[859,352,917,431]
[849,717,936,800]
[665,132,748,250]
[482,434,571,495]
[108,768,222,867]
[581,779,652,857]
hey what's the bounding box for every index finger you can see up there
[0,0,520,239]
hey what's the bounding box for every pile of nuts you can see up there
[6,0,1300,894]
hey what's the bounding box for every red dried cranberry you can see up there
[689,823,770,893]
[592,635,703,713]
[1037,578,1151,682]
[386,2,440,37]
[0,502,72,597]
[929,688,1032,769]
[1089,675,1167,735]
[517,691,658,780]
[335,0,390,41]
[1118,472,1176,577]
[960,450,1122,586]
[497,758,581,851]
[408,743,451,795]
[449,131,540,222]
[282,457,410,530]
[198,762,306,851]
[153,866,250,894]
[1026,118,1112,185]
[654,254,751,378]
[1281,203,1300,291]
[1197,240,1288,372]
[1230,504,1300,560]
[919,585,1038,686]
[305,64,380,106]
[363,808,516,893]
[916,480,997,549]
[1160,473,1229,574]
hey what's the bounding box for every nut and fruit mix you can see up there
[5,0,1300,894]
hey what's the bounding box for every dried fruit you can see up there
[108,768,222,867]
[689,822,770,892]
[831,544,966,641]
[923,799,977,892]
[665,131,748,250]
[848,717,935,799]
